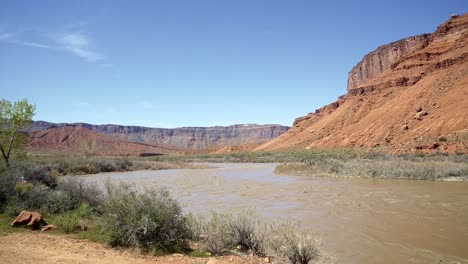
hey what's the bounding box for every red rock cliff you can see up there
[257,14,468,153]
[347,34,429,93]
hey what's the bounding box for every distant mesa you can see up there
[26,121,289,155]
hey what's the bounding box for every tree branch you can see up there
[5,126,19,163]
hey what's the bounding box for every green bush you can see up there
[56,203,93,233]
[99,181,191,253]
[14,182,33,196]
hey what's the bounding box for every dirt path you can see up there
[0,232,266,264]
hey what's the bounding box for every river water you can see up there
[81,163,468,263]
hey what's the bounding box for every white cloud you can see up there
[19,41,52,49]
[57,32,102,62]
[0,33,13,40]
[0,29,105,63]
[0,32,52,49]
[59,33,89,47]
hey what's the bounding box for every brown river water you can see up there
[81,163,468,264]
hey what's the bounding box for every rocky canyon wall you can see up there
[347,34,429,92]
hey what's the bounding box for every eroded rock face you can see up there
[347,34,429,92]
[11,210,47,230]
[257,14,468,153]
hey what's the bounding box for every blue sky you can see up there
[0,1,466,128]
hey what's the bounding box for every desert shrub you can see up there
[56,177,103,211]
[186,213,205,241]
[8,184,62,214]
[94,159,118,172]
[9,161,57,187]
[100,181,190,253]
[115,158,132,170]
[0,171,17,212]
[198,212,234,255]
[269,223,321,264]
[6,177,103,215]
[228,210,268,256]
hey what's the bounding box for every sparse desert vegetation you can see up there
[0,164,325,263]
[153,150,468,181]
[274,153,468,181]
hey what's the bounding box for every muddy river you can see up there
[82,163,468,263]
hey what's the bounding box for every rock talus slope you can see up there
[257,14,468,153]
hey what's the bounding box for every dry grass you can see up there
[275,156,468,181]
[269,222,321,264]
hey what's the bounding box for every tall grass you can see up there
[275,155,468,181]
[190,211,322,263]
[196,212,234,255]
[55,203,93,233]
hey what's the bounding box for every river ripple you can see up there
[80,163,468,264]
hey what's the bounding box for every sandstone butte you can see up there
[256,14,468,153]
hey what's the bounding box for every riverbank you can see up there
[152,150,468,181]
[0,232,265,264]
[274,157,468,181]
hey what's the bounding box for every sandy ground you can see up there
[0,232,266,264]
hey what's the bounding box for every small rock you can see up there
[41,224,58,231]
[263,257,271,263]
[402,124,409,130]
[11,210,47,230]
[172,253,184,257]
[75,220,88,231]
[414,111,428,120]
[415,106,423,112]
